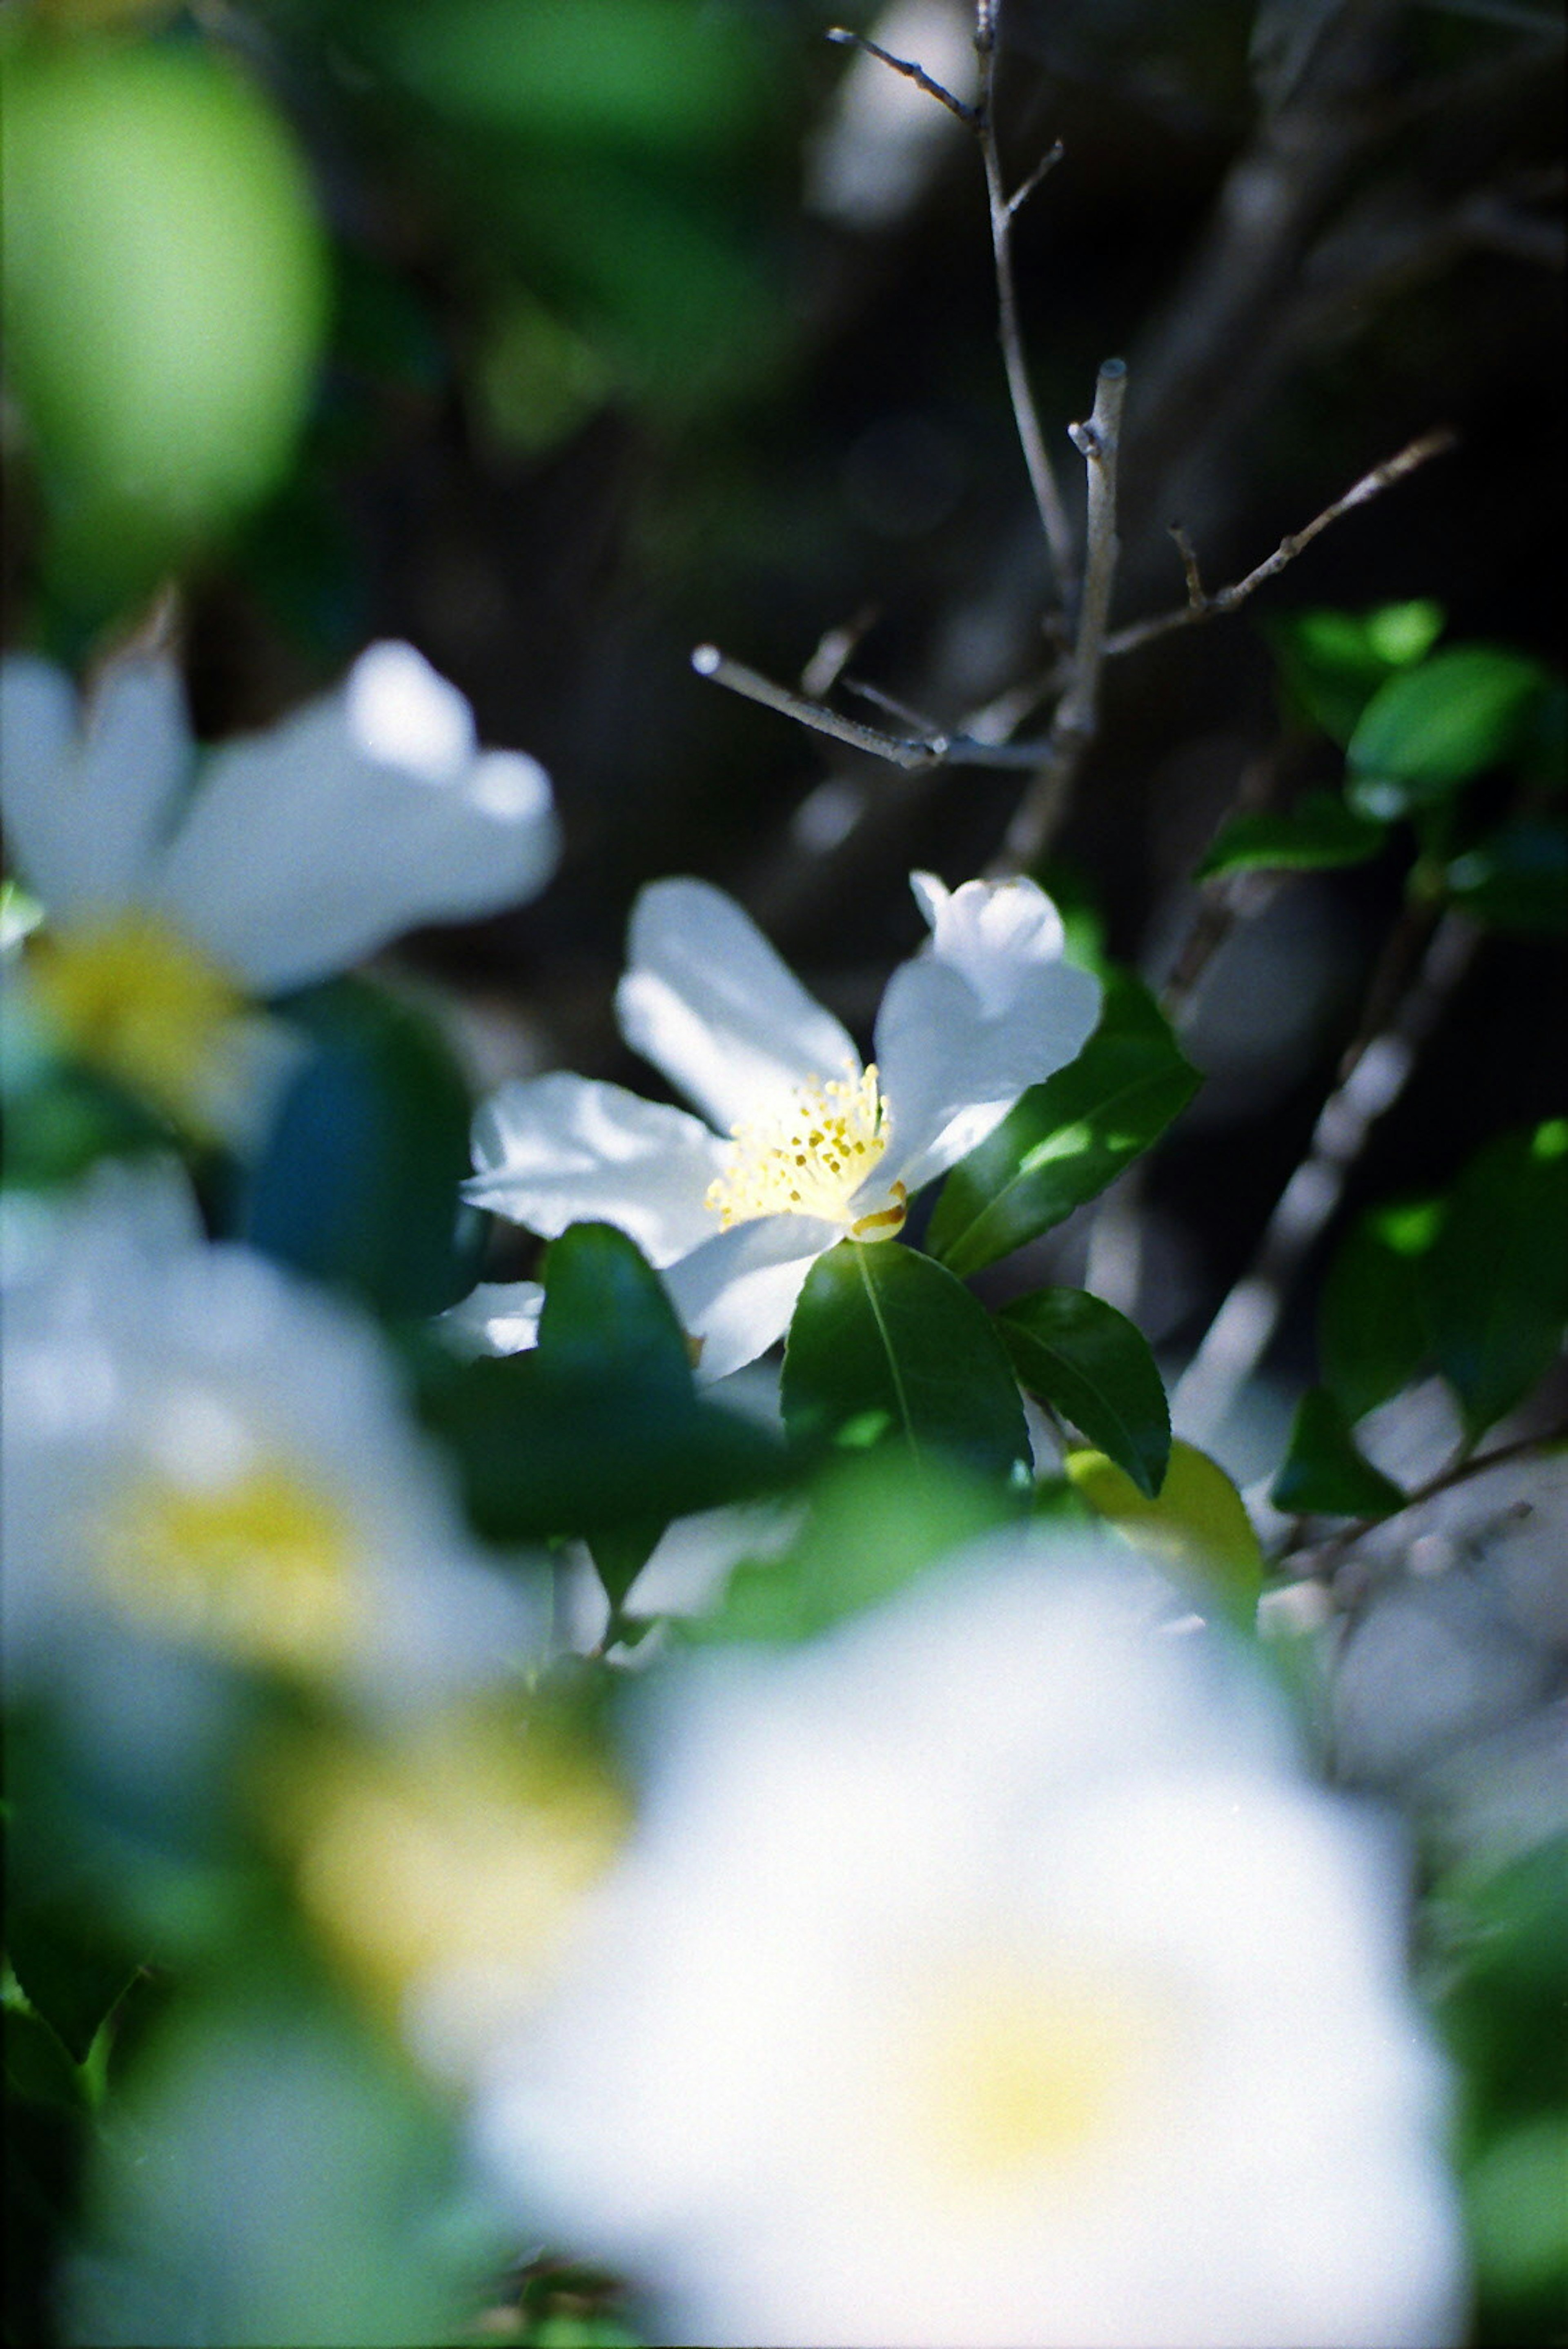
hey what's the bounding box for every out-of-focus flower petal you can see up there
[616,877,859,1136]
[0,653,191,914]
[466,1073,726,1267]
[436,1280,546,1359]
[154,642,559,995]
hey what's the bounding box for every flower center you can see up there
[95,1461,360,1675]
[704,1063,906,1238]
[909,1958,1167,2186]
[28,911,246,1136]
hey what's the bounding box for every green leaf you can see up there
[1319,1198,1441,1423]
[782,1241,1029,1484]
[1270,1387,1407,1517]
[234,977,480,1318]
[1267,601,1445,746]
[998,1287,1170,1497]
[418,1225,784,1544]
[1421,1125,1568,1441]
[1065,1440,1263,1613]
[694,1453,1015,1647]
[928,973,1199,1278]
[1446,819,1568,935]
[3,1976,87,2116]
[1197,790,1387,879]
[1347,647,1549,817]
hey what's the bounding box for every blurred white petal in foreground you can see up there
[475,1535,1466,2349]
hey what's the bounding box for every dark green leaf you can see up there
[235,978,480,1318]
[928,973,1199,1278]
[782,1241,1029,1484]
[1266,601,1445,746]
[998,1287,1170,1496]
[1320,1198,1441,1423]
[1421,1125,1568,1441]
[1270,1387,1407,1517]
[418,1224,783,1543]
[1347,647,1548,817]
[1197,790,1387,879]
[1446,819,1568,935]
[3,1988,86,2116]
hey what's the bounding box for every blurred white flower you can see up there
[0,641,558,1139]
[466,871,1099,1379]
[0,1161,541,1712]
[475,1536,1466,2349]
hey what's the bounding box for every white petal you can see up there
[436,1280,545,1359]
[465,1074,726,1267]
[0,655,191,915]
[873,873,1101,1196]
[616,878,860,1134]
[662,1215,837,1383]
[152,644,559,995]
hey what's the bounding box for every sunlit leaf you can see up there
[1066,1440,1263,1612]
[1347,647,1548,817]
[928,975,1199,1278]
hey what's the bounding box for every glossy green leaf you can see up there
[782,1241,1030,1483]
[1446,819,1568,935]
[1347,647,1548,817]
[998,1287,1170,1497]
[1319,1198,1441,1423]
[234,978,481,1318]
[1197,790,1387,879]
[928,974,1199,1278]
[1267,601,1445,746]
[1271,1387,1407,1517]
[418,1224,783,1544]
[1421,1125,1568,1440]
[1065,1439,1264,1612]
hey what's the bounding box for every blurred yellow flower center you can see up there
[278,1724,630,2081]
[99,1462,359,1674]
[705,1063,906,1237]
[29,911,245,1134]
[914,1961,1158,2183]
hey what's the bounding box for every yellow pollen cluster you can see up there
[29,911,246,1136]
[705,1063,906,1238]
[96,1462,360,1676]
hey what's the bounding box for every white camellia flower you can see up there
[0,1161,541,1713]
[465,871,1100,1379]
[474,1536,1466,2349]
[0,640,559,1139]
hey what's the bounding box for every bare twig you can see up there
[1172,909,1480,1445]
[824,24,976,124]
[1106,428,1457,661]
[990,356,1128,872]
[971,5,1077,603]
[1282,1420,1568,1581]
[692,644,1057,772]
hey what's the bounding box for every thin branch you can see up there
[824,25,976,124]
[692,644,1058,772]
[972,6,1077,603]
[1106,428,1457,660]
[1172,909,1480,1445]
[1282,1420,1568,1581]
[990,356,1128,873]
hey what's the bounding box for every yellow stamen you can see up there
[97,1461,360,1674]
[28,911,246,1136]
[705,1062,906,1239]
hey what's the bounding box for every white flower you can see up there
[0,641,559,1138]
[474,1537,1466,2349]
[0,1160,541,1713]
[465,871,1100,1379]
